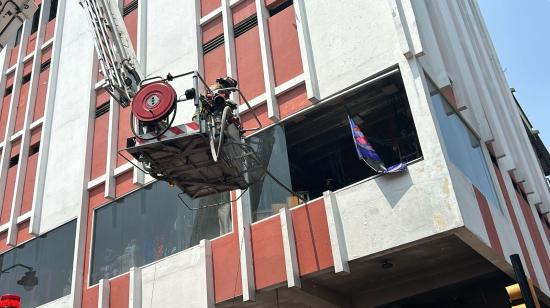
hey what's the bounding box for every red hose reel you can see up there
[131,81,177,123]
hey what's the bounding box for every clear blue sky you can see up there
[478,0,550,148]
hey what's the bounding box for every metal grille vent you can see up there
[234,15,257,38]
[124,0,138,16]
[95,102,110,118]
[203,34,224,54]
[269,0,293,17]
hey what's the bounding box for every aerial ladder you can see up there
[0,0,38,49]
[0,0,302,207]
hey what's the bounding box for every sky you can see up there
[477,0,550,148]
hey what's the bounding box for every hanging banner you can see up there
[348,115,407,174]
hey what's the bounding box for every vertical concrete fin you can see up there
[323,190,350,274]
[255,0,278,121]
[129,267,142,308]
[236,189,256,302]
[200,239,215,308]
[293,0,320,101]
[279,207,301,288]
[98,279,110,308]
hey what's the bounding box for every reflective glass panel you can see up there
[0,220,76,308]
[90,182,230,285]
[431,92,502,211]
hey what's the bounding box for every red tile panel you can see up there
[201,0,221,17]
[267,4,303,85]
[90,111,109,180]
[123,8,138,50]
[473,186,504,257]
[212,233,241,303]
[0,95,11,142]
[516,190,550,286]
[204,45,226,86]
[232,0,255,25]
[109,274,130,308]
[235,26,265,100]
[33,67,49,121]
[202,17,223,44]
[1,165,17,224]
[493,163,539,286]
[14,81,30,133]
[277,84,309,119]
[291,199,334,276]
[250,215,286,289]
[16,220,33,245]
[45,20,56,41]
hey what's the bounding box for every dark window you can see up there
[22,73,32,84]
[9,155,19,167]
[30,142,40,155]
[48,0,58,21]
[14,27,22,47]
[31,5,42,34]
[0,220,76,308]
[4,85,13,97]
[40,59,51,72]
[268,0,293,17]
[90,182,231,285]
[95,102,110,118]
[123,0,138,16]
[247,73,422,221]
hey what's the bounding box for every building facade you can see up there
[0,0,549,307]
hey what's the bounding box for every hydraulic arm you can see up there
[79,0,142,107]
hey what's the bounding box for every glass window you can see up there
[247,125,293,222]
[30,5,41,34]
[90,182,230,285]
[246,73,422,221]
[430,90,502,211]
[0,220,76,308]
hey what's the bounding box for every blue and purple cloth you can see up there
[348,115,407,174]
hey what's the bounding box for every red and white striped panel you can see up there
[135,122,200,145]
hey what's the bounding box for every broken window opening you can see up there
[246,73,422,222]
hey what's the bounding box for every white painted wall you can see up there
[146,0,201,125]
[36,295,72,308]
[38,0,94,234]
[303,0,401,99]
[334,161,463,261]
[140,242,213,308]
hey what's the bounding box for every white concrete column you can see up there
[279,207,300,288]
[293,0,319,101]
[104,96,118,199]
[199,239,215,308]
[98,279,110,308]
[254,0,278,121]
[132,0,147,186]
[129,267,142,308]
[29,0,68,235]
[323,190,349,274]
[236,189,255,301]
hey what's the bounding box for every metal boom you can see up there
[79,0,143,107]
